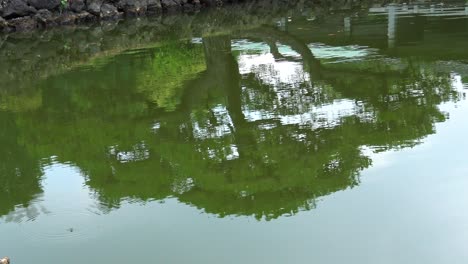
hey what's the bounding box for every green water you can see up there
[1,3,468,263]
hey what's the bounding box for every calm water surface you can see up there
[1,3,468,263]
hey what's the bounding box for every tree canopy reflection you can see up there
[0,26,462,221]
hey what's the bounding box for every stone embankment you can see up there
[0,0,225,32]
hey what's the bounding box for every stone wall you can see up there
[0,0,387,33]
[0,0,239,32]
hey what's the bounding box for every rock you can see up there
[100,3,118,18]
[27,0,60,10]
[69,0,85,12]
[85,0,101,15]
[146,0,161,12]
[35,8,52,19]
[1,0,37,19]
[56,10,76,24]
[0,257,9,264]
[116,0,147,15]
[34,8,54,27]
[183,2,197,11]
[8,15,37,30]
[161,0,179,9]
[75,10,95,22]
[0,16,7,29]
[115,0,161,15]
[0,16,7,32]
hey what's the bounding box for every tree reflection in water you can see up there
[0,25,463,221]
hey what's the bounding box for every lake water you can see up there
[1,2,468,263]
